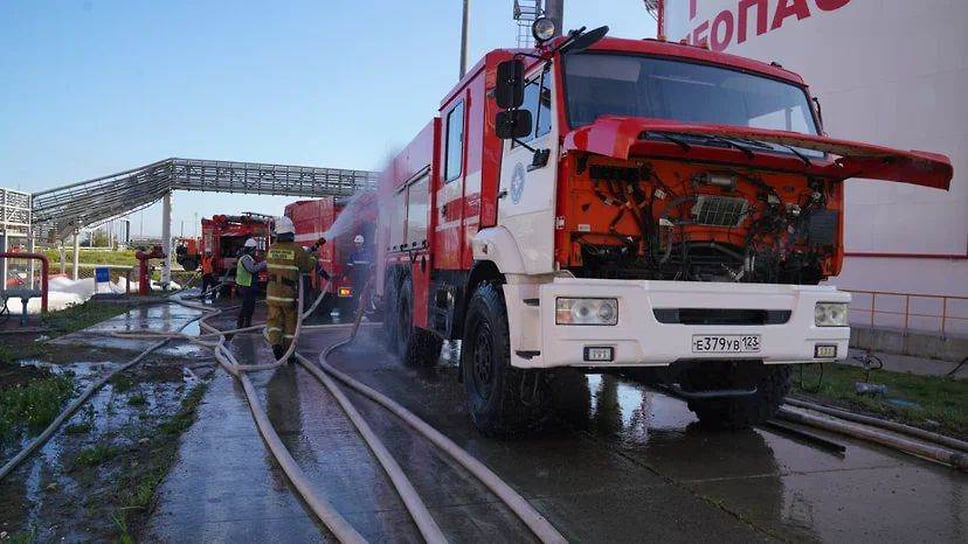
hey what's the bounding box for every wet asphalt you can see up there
[75,303,967,543]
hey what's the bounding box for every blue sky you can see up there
[0,1,655,237]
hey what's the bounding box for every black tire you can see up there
[395,277,414,357]
[684,363,793,430]
[404,328,443,368]
[384,272,399,351]
[461,282,551,438]
[178,257,198,272]
[314,292,335,319]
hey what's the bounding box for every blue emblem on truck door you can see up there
[510,162,526,204]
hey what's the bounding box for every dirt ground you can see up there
[1,330,215,543]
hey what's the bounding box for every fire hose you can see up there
[1,277,566,543]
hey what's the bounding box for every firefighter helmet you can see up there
[243,238,258,249]
[354,234,365,244]
[275,216,295,235]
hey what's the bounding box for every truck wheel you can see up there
[684,364,792,430]
[395,278,414,357]
[315,293,335,319]
[405,328,443,368]
[461,282,550,438]
[178,257,198,272]
[384,272,399,350]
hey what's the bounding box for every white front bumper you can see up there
[503,279,850,369]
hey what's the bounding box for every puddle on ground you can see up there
[1,353,214,541]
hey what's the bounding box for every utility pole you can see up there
[459,0,470,78]
[545,0,564,37]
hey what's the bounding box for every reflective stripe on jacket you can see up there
[265,241,316,304]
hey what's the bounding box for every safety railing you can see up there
[0,252,49,313]
[845,289,968,339]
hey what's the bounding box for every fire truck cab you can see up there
[378,24,953,437]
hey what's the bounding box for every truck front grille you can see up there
[653,308,791,325]
[691,195,748,227]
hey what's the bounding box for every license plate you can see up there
[692,334,761,353]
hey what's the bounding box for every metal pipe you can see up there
[784,397,968,453]
[545,0,563,36]
[459,0,470,78]
[778,406,968,472]
[161,193,172,289]
[72,231,80,281]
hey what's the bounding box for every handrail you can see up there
[0,252,49,313]
[844,289,967,339]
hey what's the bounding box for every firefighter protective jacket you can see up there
[265,240,316,305]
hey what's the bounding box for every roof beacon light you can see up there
[532,17,556,43]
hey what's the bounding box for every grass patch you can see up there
[110,374,136,394]
[74,443,120,468]
[0,375,74,446]
[64,421,93,434]
[5,528,38,544]
[109,382,208,542]
[0,344,16,366]
[158,385,206,436]
[793,363,968,439]
[43,249,139,267]
[43,300,131,336]
[111,511,135,544]
[126,394,147,407]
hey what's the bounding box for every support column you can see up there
[72,231,80,281]
[459,0,470,78]
[27,232,35,289]
[0,231,8,289]
[161,192,172,289]
[545,0,564,36]
[59,242,66,275]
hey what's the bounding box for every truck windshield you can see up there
[564,53,820,137]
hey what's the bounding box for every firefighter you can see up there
[265,216,324,361]
[345,234,372,313]
[200,249,216,302]
[236,238,266,329]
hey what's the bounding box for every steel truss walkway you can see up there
[32,158,378,239]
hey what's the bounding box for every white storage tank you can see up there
[657,0,967,305]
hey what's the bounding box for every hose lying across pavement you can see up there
[2,276,566,543]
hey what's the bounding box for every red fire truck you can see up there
[174,237,201,271]
[377,22,953,437]
[199,213,272,292]
[286,197,352,315]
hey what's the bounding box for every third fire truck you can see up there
[377,22,953,437]
[285,197,374,316]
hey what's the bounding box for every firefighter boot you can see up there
[272,344,285,361]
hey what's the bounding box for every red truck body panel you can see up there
[199,214,271,283]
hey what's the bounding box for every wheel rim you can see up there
[471,319,494,400]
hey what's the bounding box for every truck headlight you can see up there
[556,298,618,326]
[815,302,848,327]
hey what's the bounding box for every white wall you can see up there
[662,0,967,297]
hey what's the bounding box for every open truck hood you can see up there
[563,117,953,190]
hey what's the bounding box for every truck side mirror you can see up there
[495,109,533,140]
[495,59,525,109]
